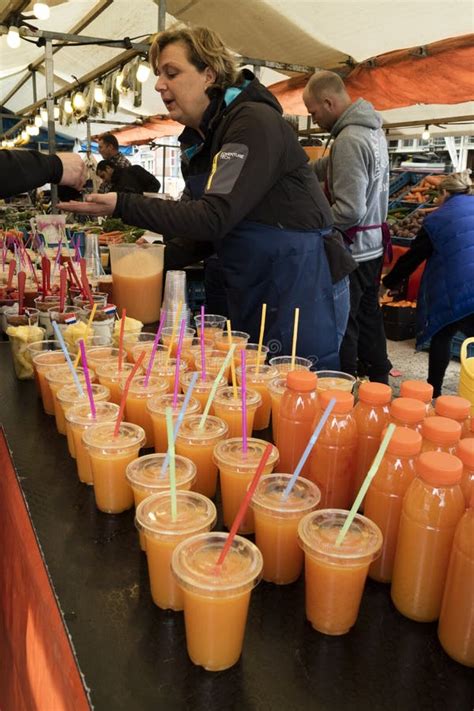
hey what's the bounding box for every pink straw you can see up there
[240,349,248,453]
[200,304,206,381]
[144,309,167,386]
[172,318,186,407]
[79,339,96,419]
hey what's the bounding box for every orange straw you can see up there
[216,443,273,566]
[226,319,237,399]
[113,350,145,437]
[118,308,126,373]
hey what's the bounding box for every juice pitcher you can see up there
[109,243,164,324]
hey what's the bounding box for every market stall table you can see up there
[0,342,472,711]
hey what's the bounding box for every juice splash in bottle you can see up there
[276,371,318,476]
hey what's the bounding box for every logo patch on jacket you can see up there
[206,143,249,194]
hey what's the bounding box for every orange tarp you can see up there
[109,116,181,145]
[269,34,474,115]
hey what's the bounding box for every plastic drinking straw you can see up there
[44,258,51,294]
[290,307,300,370]
[165,299,183,363]
[165,407,178,522]
[52,239,62,279]
[335,424,397,547]
[160,371,199,475]
[118,308,126,373]
[144,309,167,386]
[200,304,206,381]
[59,267,67,312]
[79,339,96,419]
[198,344,236,430]
[113,350,146,437]
[240,349,248,454]
[7,260,15,289]
[74,303,97,367]
[282,397,337,500]
[226,320,238,398]
[67,258,82,290]
[24,246,39,287]
[255,303,267,374]
[172,318,186,407]
[79,258,93,305]
[51,322,84,396]
[17,271,26,316]
[216,443,273,567]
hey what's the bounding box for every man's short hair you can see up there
[96,159,115,174]
[306,70,348,98]
[99,133,119,150]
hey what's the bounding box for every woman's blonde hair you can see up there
[440,170,473,195]
[150,26,240,91]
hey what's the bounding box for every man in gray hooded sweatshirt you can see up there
[304,71,391,383]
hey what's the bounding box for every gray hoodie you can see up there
[313,98,389,262]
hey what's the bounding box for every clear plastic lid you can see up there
[175,415,228,443]
[86,346,123,365]
[57,383,110,405]
[121,375,168,397]
[148,359,188,377]
[66,400,119,426]
[147,393,201,416]
[298,509,383,561]
[135,491,216,536]
[267,376,288,396]
[180,370,226,390]
[82,421,145,450]
[126,453,196,491]
[236,364,278,382]
[213,437,279,471]
[96,362,134,380]
[45,366,90,385]
[251,474,321,517]
[268,355,312,372]
[213,386,262,411]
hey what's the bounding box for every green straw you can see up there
[335,423,396,546]
[198,344,236,430]
[165,407,177,522]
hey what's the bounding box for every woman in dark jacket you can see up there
[383,170,474,396]
[96,160,161,194]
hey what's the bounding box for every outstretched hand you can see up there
[57,192,118,216]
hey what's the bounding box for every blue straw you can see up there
[160,371,199,476]
[52,321,84,396]
[281,397,337,500]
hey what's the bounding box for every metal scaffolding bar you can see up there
[45,39,58,208]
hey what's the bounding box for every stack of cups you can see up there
[161,270,190,327]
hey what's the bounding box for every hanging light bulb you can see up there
[26,124,35,136]
[53,104,60,120]
[136,61,151,83]
[21,129,29,141]
[421,124,430,141]
[33,1,50,20]
[1,140,7,148]
[64,97,73,114]
[7,26,21,49]
[30,125,40,136]
[40,107,48,123]
[115,71,124,92]
[34,114,43,128]
[94,83,105,103]
[72,91,86,110]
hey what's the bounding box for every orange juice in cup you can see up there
[45,366,89,434]
[179,370,226,412]
[269,355,312,373]
[57,383,111,457]
[172,531,263,671]
[137,492,216,610]
[30,347,68,414]
[194,313,226,342]
[212,386,261,438]
[83,421,145,513]
[95,362,135,404]
[214,330,250,353]
[146,357,188,391]
[187,338,215,372]
[86,346,124,371]
[120,375,169,447]
[175,415,228,498]
[161,326,196,357]
[132,342,166,365]
[236,364,278,430]
[213,437,279,533]
[147,393,201,453]
[268,376,287,444]
[242,343,269,367]
[123,332,155,363]
[196,351,230,382]
[315,370,356,393]
[66,401,119,484]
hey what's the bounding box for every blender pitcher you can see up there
[109,243,165,324]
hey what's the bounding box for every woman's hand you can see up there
[57,192,118,216]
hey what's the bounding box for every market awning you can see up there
[100,116,182,146]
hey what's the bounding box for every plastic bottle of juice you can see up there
[308,390,358,509]
[455,438,474,507]
[438,493,474,667]
[391,451,465,622]
[390,397,425,433]
[421,416,462,454]
[276,371,318,476]
[365,427,422,583]
[435,395,471,438]
[400,380,435,416]
[352,382,392,502]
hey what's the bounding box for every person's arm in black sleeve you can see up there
[129,165,161,193]
[0,149,62,198]
[383,227,433,289]
[113,103,286,241]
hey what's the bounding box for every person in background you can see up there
[96,160,161,194]
[383,170,474,396]
[58,26,344,368]
[97,133,131,193]
[303,71,392,383]
[0,149,86,199]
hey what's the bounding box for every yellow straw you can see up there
[290,307,299,370]
[226,319,237,398]
[165,299,182,364]
[74,302,97,367]
[255,303,267,375]
[198,344,236,430]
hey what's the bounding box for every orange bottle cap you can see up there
[358,382,392,405]
[319,389,354,413]
[286,370,317,392]
[400,380,433,404]
[456,438,474,469]
[422,416,462,445]
[435,395,471,421]
[416,451,462,486]
[390,397,426,424]
[387,427,422,456]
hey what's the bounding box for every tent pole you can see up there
[162,145,166,193]
[86,119,92,155]
[45,38,58,209]
[32,70,37,103]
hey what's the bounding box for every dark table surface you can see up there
[0,341,472,711]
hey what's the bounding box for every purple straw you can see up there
[172,318,187,408]
[240,348,248,454]
[144,310,167,386]
[200,304,206,381]
[79,339,96,419]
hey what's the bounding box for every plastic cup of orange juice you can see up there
[194,313,226,342]
[29,342,68,414]
[269,355,313,373]
[66,401,120,484]
[120,374,169,448]
[95,362,135,404]
[175,415,228,498]
[161,326,196,357]
[126,453,197,550]
[268,376,287,444]
[147,393,201,453]
[241,343,269,367]
[251,473,321,584]
[213,437,279,533]
[45,366,89,434]
[132,342,166,365]
[236,364,278,430]
[137,492,216,610]
[179,370,226,412]
[214,330,250,352]
[86,346,125,371]
[315,370,356,393]
[212,386,262,438]
[83,421,145,513]
[122,332,154,363]
[146,357,188,391]
[298,509,383,635]
[57,383,110,457]
[195,351,230,382]
[186,337,215,371]
[171,531,263,671]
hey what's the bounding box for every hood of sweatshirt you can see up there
[331,98,383,137]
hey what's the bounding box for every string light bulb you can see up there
[34,114,43,128]
[21,129,29,141]
[72,91,86,110]
[53,104,60,120]
[33,1,50,20]
[7,26,21,49]
[422,124,430,141]
[40,107,48,123]
[64,97,73,114]
[94,83,105,103]
[115,71,124,91]
[30,125,40,136]
[136,61,151,83]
